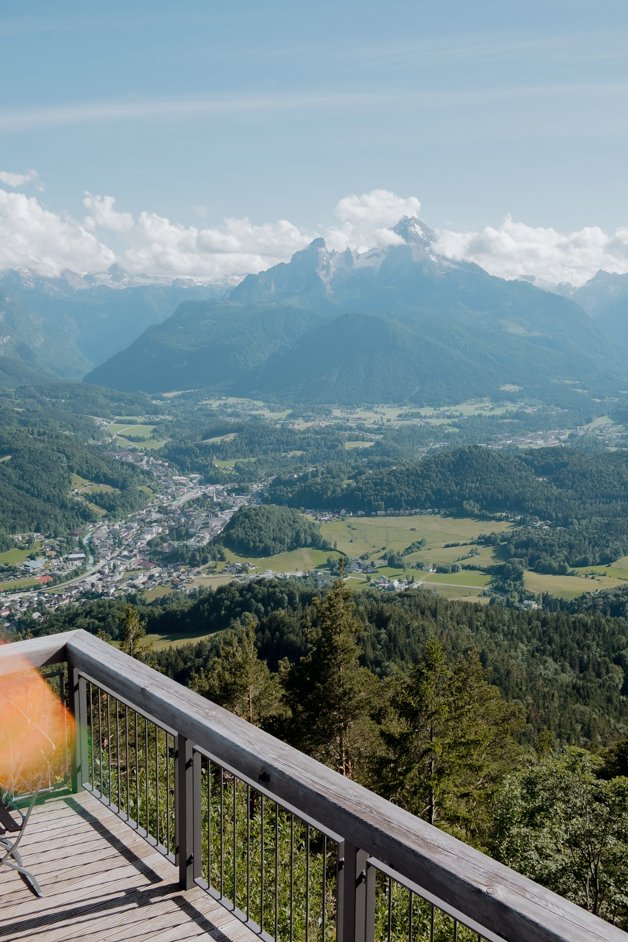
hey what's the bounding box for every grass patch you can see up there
[422,571,492,587]
[524,570,626,599]
[71,473,116,494]
[0,577,41,591]
[321,515,510,560]
[0,547,37,566]
[85,501,107,516]
[202,432,237,444]
[142,586,174,602]
[223,547,338,573]
[145,627,221,650]
[188,573,241,591]
[215,457,256,468]
[109,423,156,438]
[344,440,375,450]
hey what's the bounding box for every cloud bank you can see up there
[1,171,628,287]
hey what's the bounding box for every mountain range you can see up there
[0,267,229,383]
[1,218,627,405]
[86,218,626,405]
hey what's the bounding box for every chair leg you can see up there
[0,842,43,898]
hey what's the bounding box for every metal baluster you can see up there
[115,697,121,810]
[89,683,95,787]
[305,823,310,942]
[453,917,458,942]
[134,711,139,826]
[106,692,111,804]
[144,715,149,835]
[387,875,393,942]
[219,765,224,897]
[260,793,265,933]
[233,774,237,907]
[246,782,251,921]
[322,833,327,941]
[166,733,171,855]
[155,725,160,847]
[125,705,130,820]
[429,902,434,942]
[208,759,213,887]
[408,888,413,941]
[98,686,103,796]
[289,813,294,942]
[274,802,279,942]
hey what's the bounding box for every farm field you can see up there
[422,570,492,587]
[0,546,39,566]
[220,546,337,573]
[145,626,222,650]
[572,556,628,580]
[71,473,116,495]
[320,514,510,561]
[524,570,627,599]
[0,577,41,592]
[107,419,167,450]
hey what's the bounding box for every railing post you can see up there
[337,841,375,942]
[175,734,201,889]
[71,668,88,793]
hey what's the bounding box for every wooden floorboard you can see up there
[0,792,259,942]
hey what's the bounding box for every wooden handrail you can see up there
[1,630,626,942]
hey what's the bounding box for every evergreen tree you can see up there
[380,639,525,843]
[283,579,379,778]
[192,616,286,729]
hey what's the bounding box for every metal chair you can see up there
[0,791,42,897]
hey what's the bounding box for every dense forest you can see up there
[0,397,150,538]
[15,577,628,745]
[219,504,329,556]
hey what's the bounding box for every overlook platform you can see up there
[0,792,257,942]
[1,630,626,942]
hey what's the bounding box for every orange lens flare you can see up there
[0,654,76,795]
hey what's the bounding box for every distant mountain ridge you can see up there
[570,271,628,346]
[86,216,626,405]
[0,268,232,384]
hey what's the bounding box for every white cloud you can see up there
[1,178,628,288]
[435,215,628,286]
[326,189,422,251]
[80,194,311,279]
[0,187,114,276]
[0,168,40,188]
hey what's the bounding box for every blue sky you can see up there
[2,1,628,283]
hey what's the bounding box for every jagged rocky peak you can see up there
[392,215,437,248]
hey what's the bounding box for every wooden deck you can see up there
[0,792,258,941]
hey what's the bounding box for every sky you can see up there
[2,0,628,286]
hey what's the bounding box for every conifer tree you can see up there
[192,616,286,729]
[283,578,378,778]
[380,639,524,843]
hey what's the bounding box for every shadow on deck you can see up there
[0,792,258,942]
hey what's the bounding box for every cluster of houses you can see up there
[0,459,246,628]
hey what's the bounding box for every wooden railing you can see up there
[1,630,626,942]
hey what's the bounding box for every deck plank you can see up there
[0,793,259,942]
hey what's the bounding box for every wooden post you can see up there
[337,842,375,942]
[71,669,88,793]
